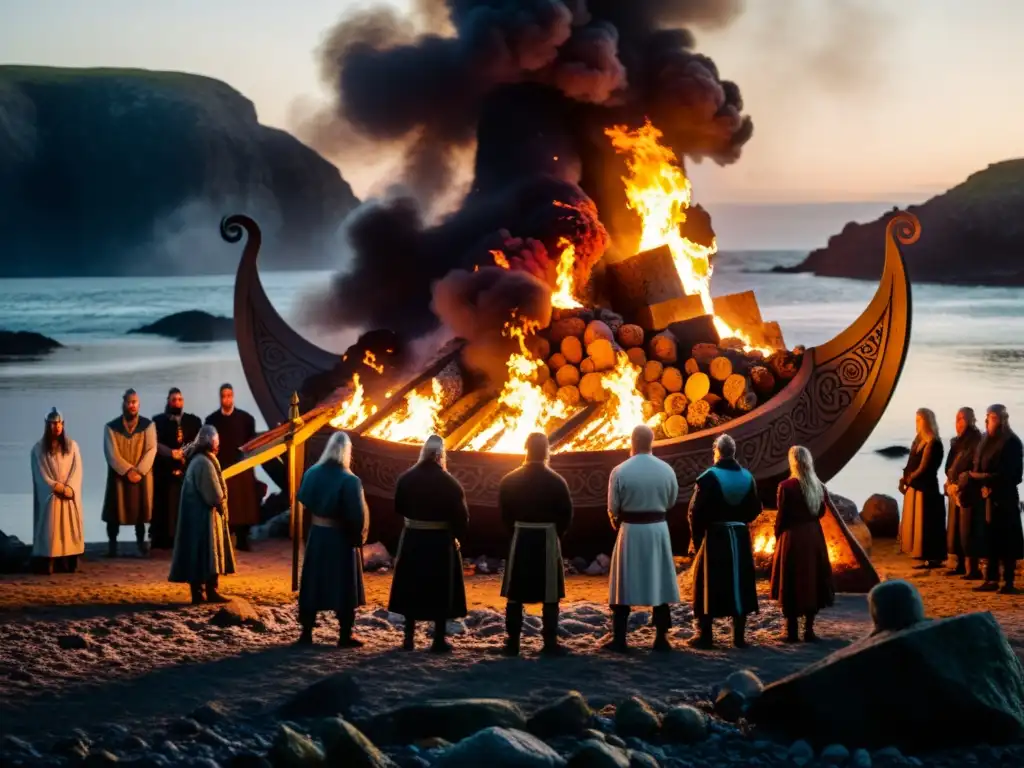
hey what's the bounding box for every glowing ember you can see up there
[606,120,771,354]
[491,250,511,269]
[550,237,583,310]
[365,378,445,444]
[462,320,577,453]
[328,373,377,430]
[363,350,384,374]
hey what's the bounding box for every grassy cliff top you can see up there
[0,65,239,90]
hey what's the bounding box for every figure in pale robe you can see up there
[169,425,235,604]
[102,388,157,557]
[605,425,680,653]
[31,408,85,574]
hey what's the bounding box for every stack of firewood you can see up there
[525,306,803,440]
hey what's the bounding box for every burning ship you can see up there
[222,1,918,569]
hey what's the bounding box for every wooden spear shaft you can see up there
[287,392,302,592]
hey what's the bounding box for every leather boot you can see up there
[652,604,672,652]
[782,616,799,643]
[963,558,984,580]
[999,561,1019,595]
[205,575,229,603]
[503,602,523,656]
[602,605,630,653]
[803,613,819,642]
[106,539,118,559]
[732,615,748,648]
[338,610,364,648]
[687,616,714,649]
[430,619,453,654]
[190,583,204,605]
[541,603,568,656]
[946,556,966,576]
[402,619,416,651]
[296,614,314,646]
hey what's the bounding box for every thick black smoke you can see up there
[305,0,753,348]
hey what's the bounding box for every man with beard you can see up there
[604,425,680,653]
[688,433,763,649]
[150,388,203,550]
[498,432,574,657]
[969,404,1024,594]
[943,407,984,578]
[205,383,260,551]
[102,389,157,557]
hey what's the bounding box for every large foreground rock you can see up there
[861,494,899,538]
[830,493,873,555]
[435,727,565,767]
[363,699,527,745]
[748,612,1024,750]
[0,530,31,573]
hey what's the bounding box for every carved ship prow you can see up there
[223,213,918,556]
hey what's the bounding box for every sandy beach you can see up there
[1,538,1021,757]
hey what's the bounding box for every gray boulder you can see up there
[527,692,593,739]
[434,727,565,767]
[868,580,925,635]
[861,495,900,539]
[613,697,660,740]
[660,705,708,743]
[567,739,629,768]
[320,717,395,768]
[748,612,1024,750]
[364,699,527,745]
[831,493,873,555]
[279,673,362,719]
[268,724,324,767]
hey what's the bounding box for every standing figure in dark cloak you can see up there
[498,432,574,657]
[899,408,947,568]
[150,388,202,550]
[388,435,469,653]
[295,432,369,648]
[968,404,1023,594]
[688,433,762,649]
[605,425,680,653]
[30,408,85,574]
[943,407,984,578]
[169,425,234,604]
[102,388,157,558]
[205,383,259,551]
[769,446,835,642]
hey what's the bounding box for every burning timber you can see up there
[222,210,918,559]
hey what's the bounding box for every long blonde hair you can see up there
[916,408,940,441]
[318,431,352,469]
[789,445,824,515]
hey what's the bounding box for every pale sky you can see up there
[2,0,1022,204]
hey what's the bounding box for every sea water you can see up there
[1,253,1022,543]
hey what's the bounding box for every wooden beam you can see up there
[446,398,503,452]
[635,295,705,332]
[605,245,685,313]
[547,403,600,450]
[223,442,287,480]
[354,343,466,435]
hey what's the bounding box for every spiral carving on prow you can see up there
[220,214,263,268]
[887,211,921,246]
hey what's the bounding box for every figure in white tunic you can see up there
[605,425,681,652]
[30,408,85,574]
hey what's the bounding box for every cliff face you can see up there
[777,160,1024,285]
[0,66,359,276]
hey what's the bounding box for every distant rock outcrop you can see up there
[0,330,62,358]
[127,311,233,343]
[0,66,360,276]
[775,160,1024,285]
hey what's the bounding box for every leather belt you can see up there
[311,515,339,528]
[514,522,555,530]
[619,511,666,524]
[403,518,451,531]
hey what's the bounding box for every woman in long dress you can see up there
[30,408,85,574]
[168,425,235,604]
[769,446,836,642]
[388,435,469,653]
[899,408,947,568]
[295,432,369,647]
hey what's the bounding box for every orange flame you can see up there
[363,350,384,374]
[491,250,511,269]
[605,120,771,354]
[550,237,583,310]
[328,373,377,430]
[365,378,445,444]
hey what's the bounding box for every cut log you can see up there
[723,374,749,406]
[560,336,583,364]
[635,295,706,332]
[750,366,776,396]
[683,372,711,402]
[665,314,720,354]
[605,245,686,313]
[649,332,679,364]
[617,324,645,348]
[686,398,711,429]
[579,372,607,402]
[712,291,764,340]
[664,392,688,416]
[709,356,733,382]
[555,364,580,387]
[664,414,689,438]
[692,343,719,367]
[661,366,684,393]
[558,385,582,406]
[626,347,647,368]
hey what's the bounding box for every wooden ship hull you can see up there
[224,213,918,559]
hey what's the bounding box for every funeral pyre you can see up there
[326,121,804,453]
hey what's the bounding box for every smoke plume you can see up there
[303,0,754,372]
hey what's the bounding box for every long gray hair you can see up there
[789,445,824,515]
[318,431,352,469]
[419,434,447,470]
[186,424,218,459]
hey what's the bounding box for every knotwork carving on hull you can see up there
[227,210,917,509]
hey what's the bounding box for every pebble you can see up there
[788,739,815,767]
[851,747,873,767]
[822,744,851,764]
